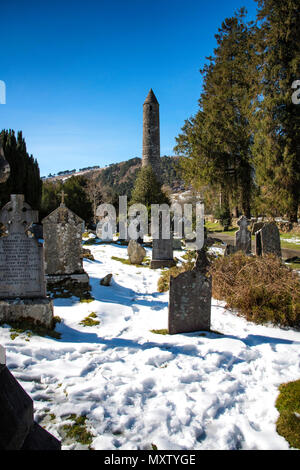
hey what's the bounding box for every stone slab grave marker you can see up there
[0,194,53,328]
[42,193,90,293]
[168,248,211,335]
[251,221,265,236]
[235,215,251,254]
[151,210,176,269]
[255,221,282,258]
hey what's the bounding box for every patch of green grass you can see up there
[280,240,300,251]
[111,255,150,267]
[82,237,98,245]
[150,329,169,335]
[80,312,100,327]
[205,221,238,234]
[275,379,300,449]
[285,263,300,271]
[80,297,95,303]
[2,317,62,340]
[157,261,195,292]
[10,331,20,340]
[62,414,94,447]
[181,250,196,261]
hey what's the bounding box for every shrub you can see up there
[209,252,300,327]
[276,380,300,449]
[157,261,194,292]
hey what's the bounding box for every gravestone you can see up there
[255,222,282,258]
[151,211,176,269]
[224,243,236,256]
[0,195,53,328]
[168,248,211,335]
[42,195,90,294]
[251,221,265,236]
[235,215,251,254]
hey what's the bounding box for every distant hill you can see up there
[44,156,185,200]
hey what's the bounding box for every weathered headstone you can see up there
[224,243,236,256]
[42,196,90,293]
[168,248,211,334]
[0,195,53,328]
[151,211,176,269]
[251,221,265,236]
[255,222,282,258]
[235,215,251,254]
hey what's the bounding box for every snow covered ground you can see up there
[1,242,299,450]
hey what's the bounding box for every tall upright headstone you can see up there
[142,89,161,181]
[168,248,211,335]
[42,195,90,293]
[255,222,282,258]
[151,210,175,269]
[235,215,251,254]
[0,195,53,328]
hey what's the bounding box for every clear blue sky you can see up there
[1,0,258,177]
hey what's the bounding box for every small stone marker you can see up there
[0,195,53,328]
[235,215,251,254]
[42,197,90,293]
[100,273,113,286]
[255,222,282,258]
[168,248,211,335]
[127,240,146,265]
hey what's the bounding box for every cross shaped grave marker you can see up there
[0,194,38,234]
[59,189,65,206]
[0,194,45,299]
[235,215,251,254]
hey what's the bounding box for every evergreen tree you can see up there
[175,9,258,218]
[39,181,60,220]
[252,0,300,222]
[40,176,93,223]
[0,130,42,209]
[130,165,170,212]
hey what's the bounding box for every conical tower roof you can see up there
[144,89,159,104]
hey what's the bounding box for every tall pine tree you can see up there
[252,0,300,222]
[175,9,258,218]
[0,130,42,209]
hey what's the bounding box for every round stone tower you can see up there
[142,89,161,181]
